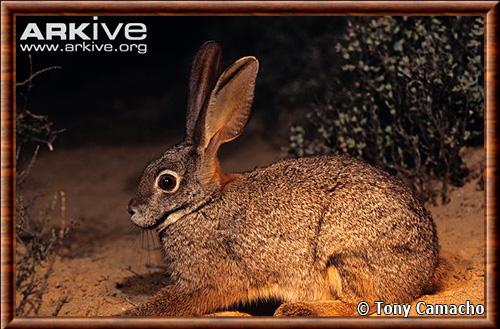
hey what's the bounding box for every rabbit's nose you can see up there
[127,199,137,215]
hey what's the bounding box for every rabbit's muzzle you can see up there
[127,199,136,216]
[128,197,186,230]
[128,198,162,229]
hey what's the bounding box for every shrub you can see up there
[287,16,484,203]
[15,61,73,316]
[16,191,72,316]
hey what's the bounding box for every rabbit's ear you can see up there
[196,56,259,154]
[185,41,222,142]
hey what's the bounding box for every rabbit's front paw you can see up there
[205,311,252,317]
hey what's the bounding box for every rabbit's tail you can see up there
[423,257,452,295]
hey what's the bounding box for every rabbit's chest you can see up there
[159,213,222,265]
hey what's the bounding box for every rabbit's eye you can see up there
[158,174,177,192]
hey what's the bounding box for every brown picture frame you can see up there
[1,1,498,328]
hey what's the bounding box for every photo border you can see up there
[1,1,498,328]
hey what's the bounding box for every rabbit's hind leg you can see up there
[274,266,358,317]
[273,266,369,317]
[274,300,358,317]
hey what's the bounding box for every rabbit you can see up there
[124,41,440,317]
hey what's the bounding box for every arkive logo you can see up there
[20,16,147,41]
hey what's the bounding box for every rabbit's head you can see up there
[128,41,259,230]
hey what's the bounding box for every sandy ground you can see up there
[18,135,485,317]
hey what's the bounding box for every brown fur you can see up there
[125,42,440,317]
[275,300,358,317]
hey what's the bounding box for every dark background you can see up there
[16,16,346,147]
